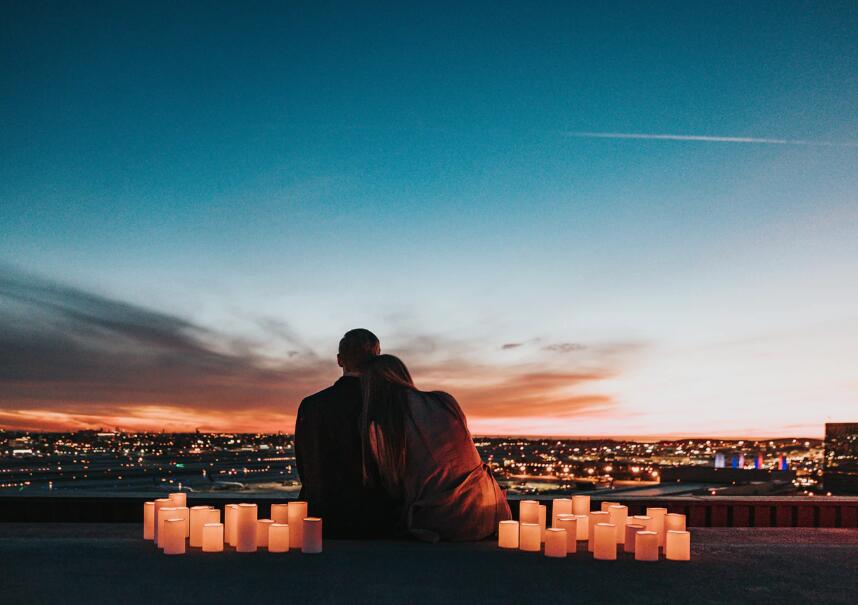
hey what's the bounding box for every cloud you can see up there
[543,342,585,353]
[501,342,524,350]
[563,131,858,148]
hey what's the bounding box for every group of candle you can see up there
[498,496,691,561]
[143,493,323,556]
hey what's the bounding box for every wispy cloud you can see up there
[563,131,858,148]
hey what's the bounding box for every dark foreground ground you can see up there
[1,524,857,605]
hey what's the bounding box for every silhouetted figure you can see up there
[361,354,511,541]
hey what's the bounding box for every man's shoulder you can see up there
[299,377,360,411]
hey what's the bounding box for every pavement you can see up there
[1,524,857,605]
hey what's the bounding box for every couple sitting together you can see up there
[295,328,511,542]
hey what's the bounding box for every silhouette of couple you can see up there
[295,329,511,542]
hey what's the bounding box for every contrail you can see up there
[563,131,858,148]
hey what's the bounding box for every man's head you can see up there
[337,328,381,374]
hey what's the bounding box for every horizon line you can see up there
[563,131,858,148]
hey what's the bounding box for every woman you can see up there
[360,354,511,542]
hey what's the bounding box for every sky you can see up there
[1,1,857,437]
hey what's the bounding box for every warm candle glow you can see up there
[665,513,686,533]
[624,524,645,553]
[593,523,617,560]
[554,515,578,553]
[574,514,589,540]
[498,520,519,549]
[236,503,258,553]
[665,530,691,561]
[608,505,628,544]
[287,501,308,549]
[271,503,289,524]
[551,498,572,528]
[544,528,567,558]
[600,501,619,512]
[205,507,220,526]
[257,519,274,548]
[143,501,154,540]
[571,495,590,516]
[646,507,668,547]
[225,504,238,547]
[269,523,290,552]
[519,500,539,524]
[174,506,190,538]
[632,515,652,531]
[587,511,608,552]
[163,518,186,555]
[157,507,177,549]
[302,518,323,554]
[168,492,186,508]
[538,505,547,541]
[519,523,541,552]
[202,523,223,553]
[635,530,659,561]
[153,498,170,544]
[189,506,214,548]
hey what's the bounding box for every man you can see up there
[294,328,393,537]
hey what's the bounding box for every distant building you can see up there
[824,423,858,494]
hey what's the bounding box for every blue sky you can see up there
[1,1,857,435]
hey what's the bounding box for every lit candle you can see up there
[519,500,539,524]
[271,503,289,524]
[632,515,652,531]
[168,492,187,508]
[225,504,238,547]
[624,524,645,553]
[498,520,519,549]
[574,514,589,540]
[551,498,572,527]
[600,501,619,512]
[153,498,171,544]
[587,511,608,552]
[538,505,547,541]
[174,506,190,538]
[544,528,567,558]
[163,518,186,555]
[257,519,274,548]
[665,513,686,533]
[287,501,308,549]
[157,507,177,549]
[608,505,628,544]
[269,523,290,552]
[302,518,323,554]
[571,495,590,516]
[593,523,617,560]
[554,515,578,553]
[634,530,659,561]
[143,501,155,540]
[236,503,258,553]
[190,506,214,547]
[646,507,667,547]
[519,523,541,552]
[202,523,223,552]
[205,507,220,526]
[665,530,691,561]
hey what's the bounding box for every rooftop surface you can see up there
[2,524,857,604]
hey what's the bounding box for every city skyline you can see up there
[2,3,858,437]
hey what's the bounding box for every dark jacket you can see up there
[295,376,395,537]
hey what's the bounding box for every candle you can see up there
[153,498,171,544]
[202,523,223,553]
[538,505,547,541]
[632,515,652,531]
[634,530,659,561]
[665,530,691,561]
[143,501,155,540]
[257,519,274,548]
[163,518,186,555]
[600,501,619,512]
[519,500,539,524]
[519,523,541,552]
[646,507,667,547]
[174,506,190,538]
[225,504,239,547]
[571,495,590,516]
[287,501,308,549]
[554,515,578,553]
[189,506,214,547]
[608,505,628,544]
[205,507,220,526]
[665,513,686,533]
[498,520,519,549]
[302,518,323,554]
[593,523,617,560]
[269,523,290,552]
[157,507,177,549]
[271,503,289,524]
[574,514,589,540]
[587,511,608,552]
[168,492,187,508]
[236,503,258,553]
[551,498,572,528]
[624,524,645,553]
[544,528,567,558]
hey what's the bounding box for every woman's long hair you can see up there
[360,354,415,491]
